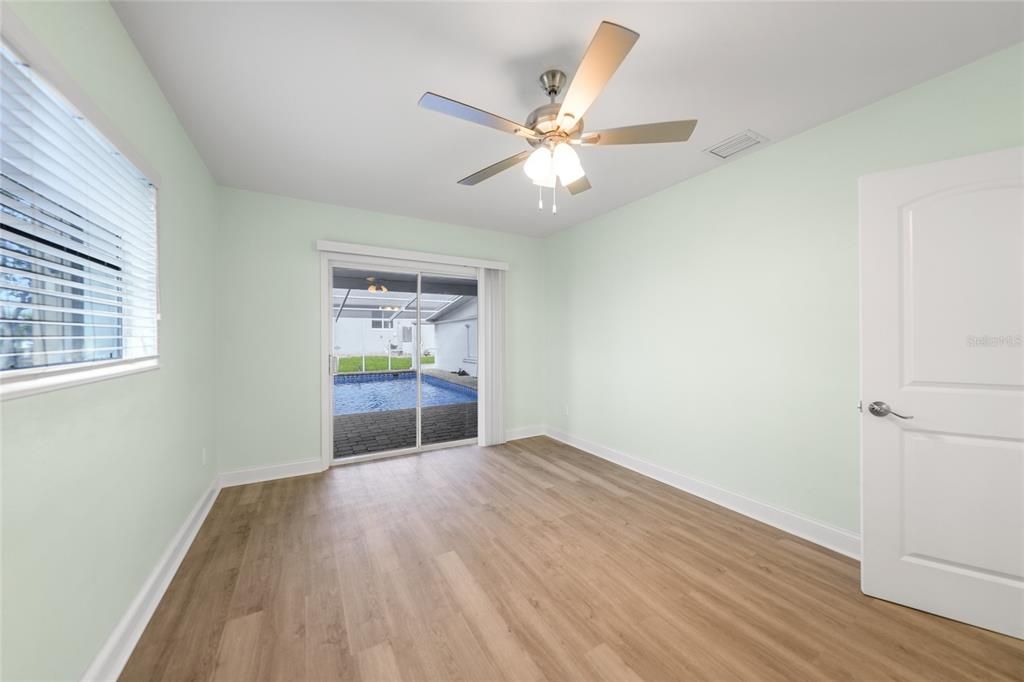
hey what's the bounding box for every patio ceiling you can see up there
[332,289,464,322]
[331,270,477,296]
[331,268,478,323]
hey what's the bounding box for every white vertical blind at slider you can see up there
[0,43,158,374]
[477,267,505,446]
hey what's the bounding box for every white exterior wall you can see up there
[433,299,478,377]
[332,299,477,376]
[332,318,435,357]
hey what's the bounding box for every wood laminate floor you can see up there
[121,436,1023,681]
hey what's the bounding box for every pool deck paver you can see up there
[421,367,477,390]
[332,370,478,458]
[333,402,477,458]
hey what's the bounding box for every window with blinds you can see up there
[1,43,158,377]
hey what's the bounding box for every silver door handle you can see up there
[868,401,913,419]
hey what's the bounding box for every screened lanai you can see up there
[330,268,478,373]
[331,269,474,328]
[330,267,479,459]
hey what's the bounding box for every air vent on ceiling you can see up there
[704,130,768,159]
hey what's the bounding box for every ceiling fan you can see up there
[418,21,698,213]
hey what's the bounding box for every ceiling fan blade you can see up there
[566,176,591,195]
[457,150,532,186]
[419,92,538,140]
[556,21,639,130]
[581,120,698,145]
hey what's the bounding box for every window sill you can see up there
[0,358,160,401]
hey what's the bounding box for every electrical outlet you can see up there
[202,447,208,465]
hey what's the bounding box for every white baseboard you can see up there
[81,457,324,680]
[218,458,324,488]
[81,482,220,681]
[505,424,546,441]
[545,428,861,559]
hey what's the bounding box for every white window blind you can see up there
[0,43,158,376]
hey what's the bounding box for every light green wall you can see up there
[213,188,546,473]
[0,4,547,676]
[0,2,219,680]
[543,43,1024,533]
[1,2,1020,678]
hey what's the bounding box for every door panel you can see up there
[905,186,1023,387]
[331,266,418,458]
[418,272,479,447]
[902,432,1022,580]
[860,146,1024,638]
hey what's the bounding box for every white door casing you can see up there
[860,147,1024,639]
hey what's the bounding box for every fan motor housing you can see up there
[525,102,584,147]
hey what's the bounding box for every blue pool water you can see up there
[333,372,477,415]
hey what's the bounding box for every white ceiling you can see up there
[113,2,1023,236]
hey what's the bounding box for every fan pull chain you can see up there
[552,185,557,214]
[538,186,543,211]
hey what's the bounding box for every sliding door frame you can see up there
[319,247,498,469]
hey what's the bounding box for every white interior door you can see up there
[860,146,1023,638]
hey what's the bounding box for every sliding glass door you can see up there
[330,267,418,457]
[329,265,478,460]
[419,273,478,446]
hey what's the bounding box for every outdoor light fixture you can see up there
[366,276,388,293]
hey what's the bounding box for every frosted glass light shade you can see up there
[533,170,556,188]
[524,147,553,183]
[553,142,584,185]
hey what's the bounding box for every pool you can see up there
[333,371,477,415]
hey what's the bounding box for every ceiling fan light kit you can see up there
[524,143,584,185]
[418,21,698,214]
[553,143,585,184]
[524,147,556,187]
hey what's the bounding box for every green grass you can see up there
[337,355,435,373]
